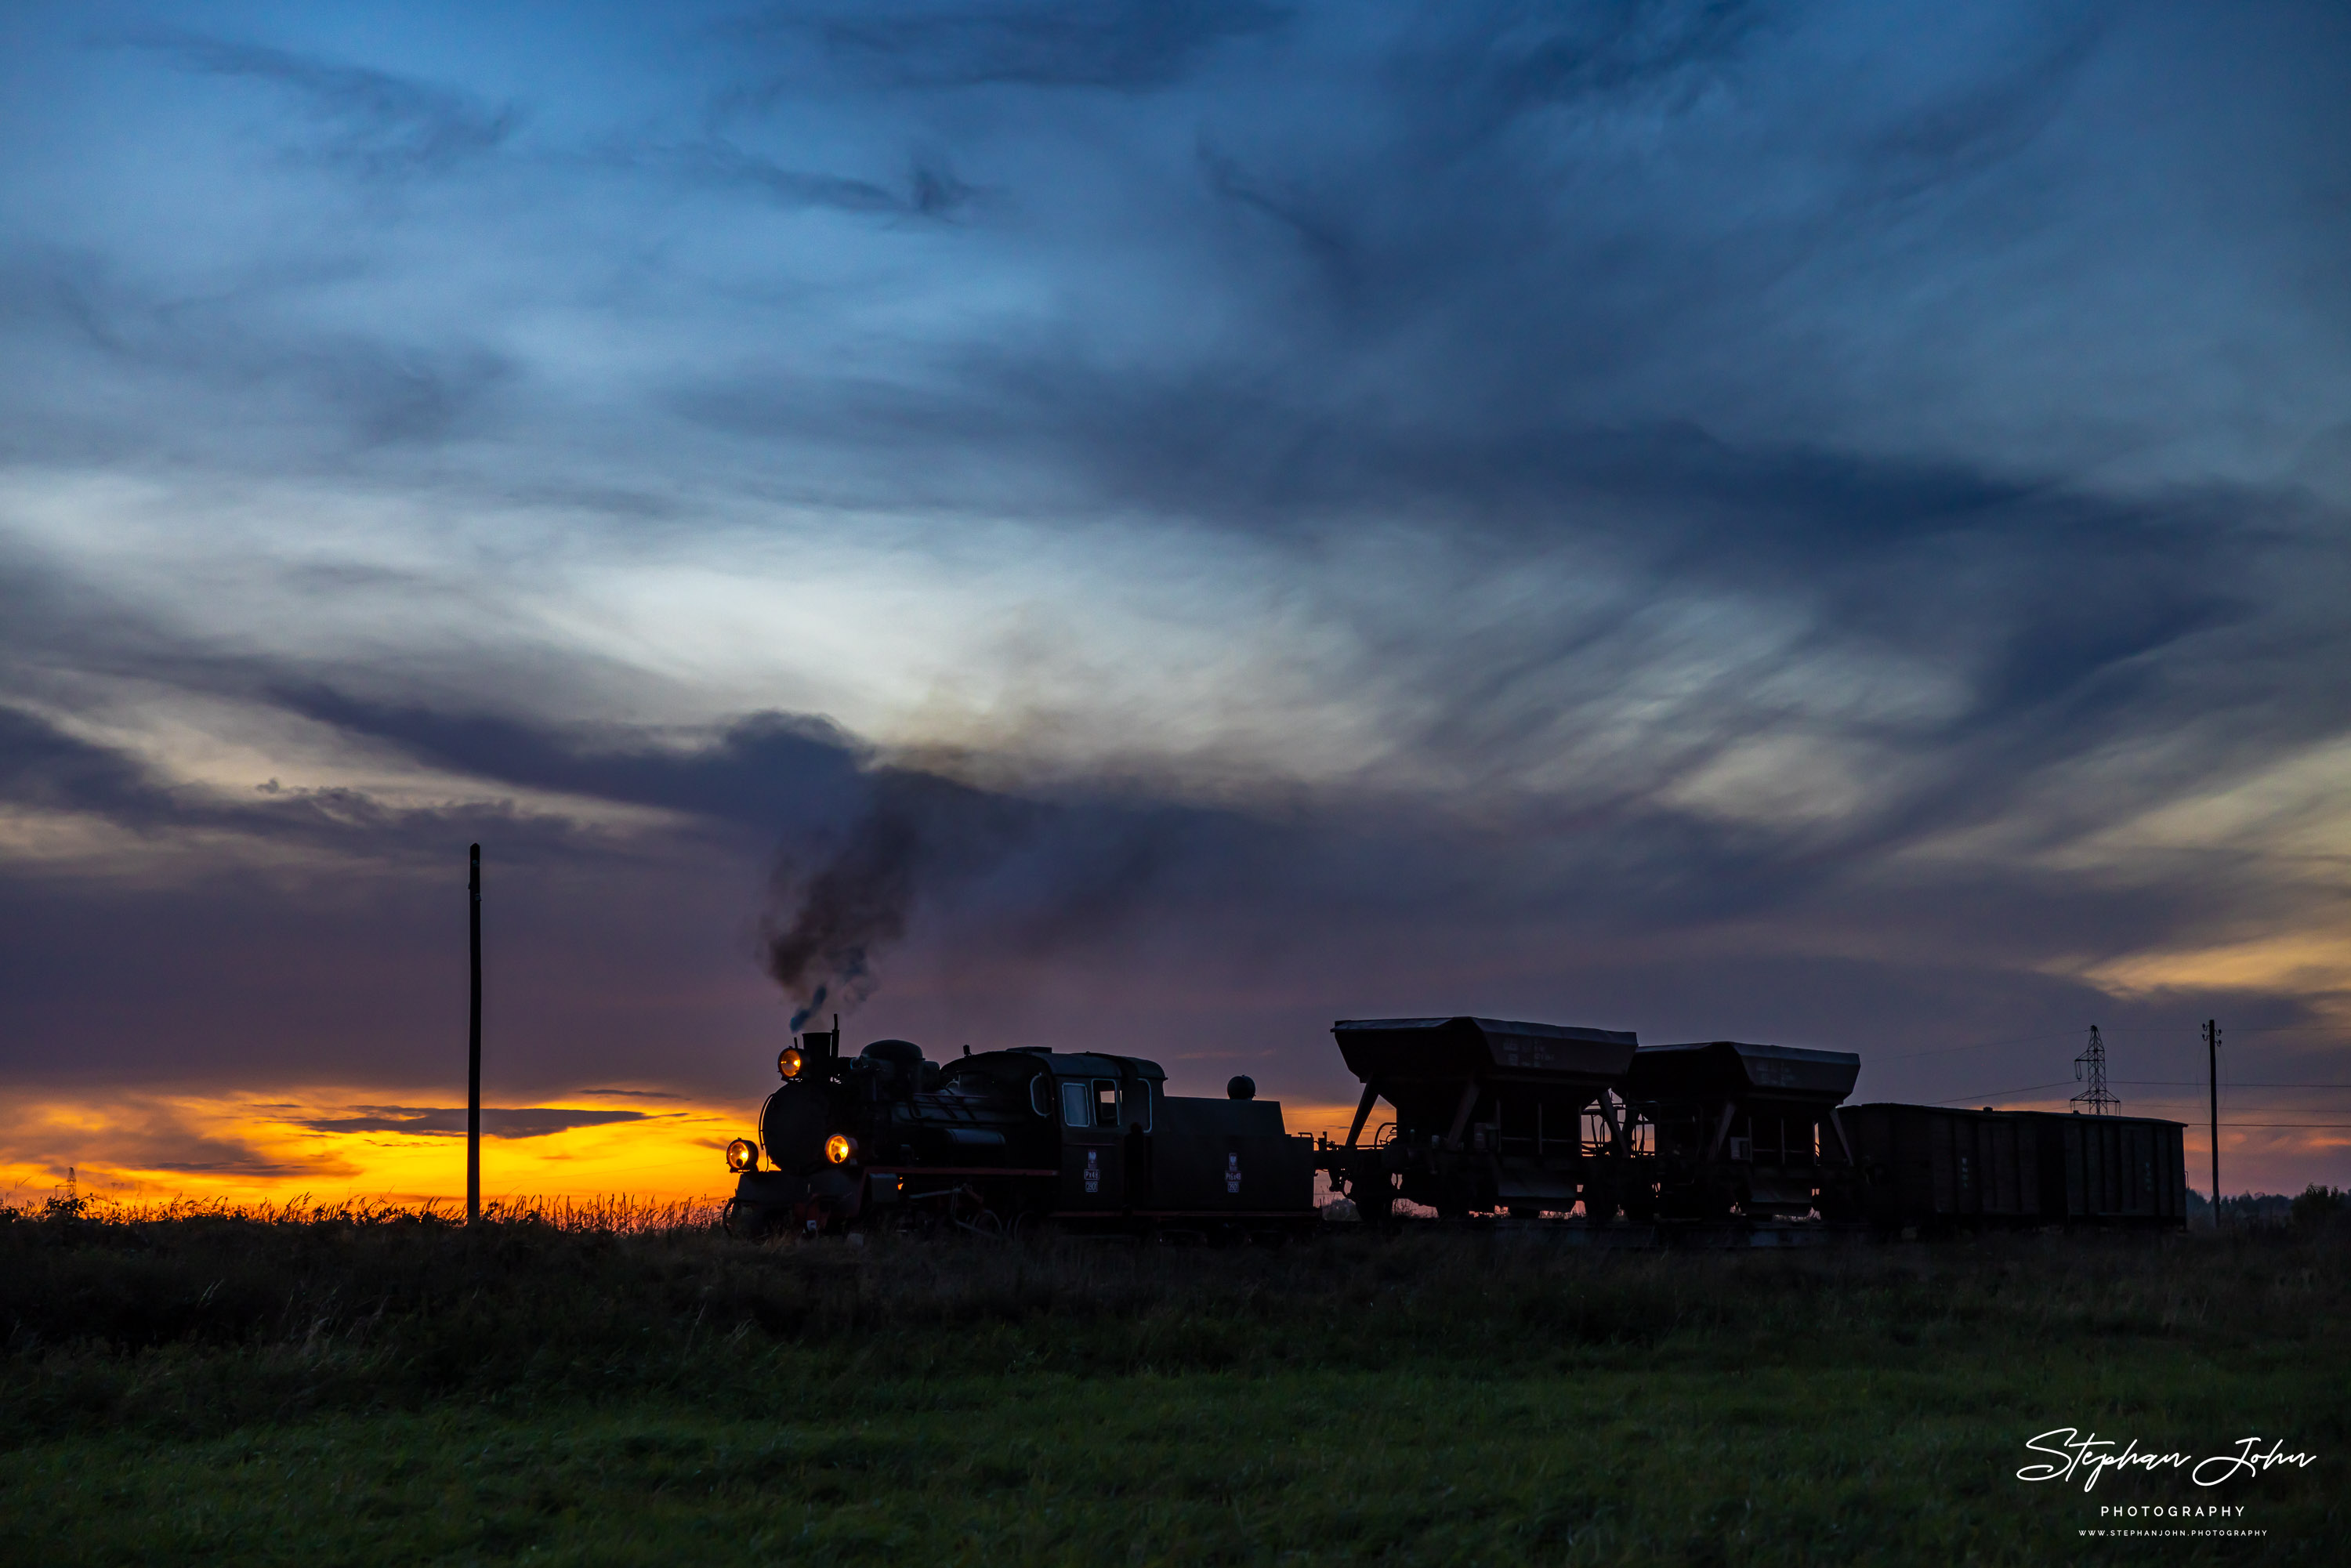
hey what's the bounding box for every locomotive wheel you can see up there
[723,1199,775,1241]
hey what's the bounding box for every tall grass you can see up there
[4,1202,2345,1563]
[5,1197,2347,1443]
[9,1191,726,1232]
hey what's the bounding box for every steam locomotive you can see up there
[723,1024,1318,1239]
[721,1015,2188,1237]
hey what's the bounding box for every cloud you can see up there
[0,1096,361,1182]
[0,703,181,823]
[0,248,514,455]
[815,0,1289,92]
[0,697,639,870]
[138,33,521,179]
[294,1106,654,1139]
[266,690,871,835]
[2,667,2346,1138]
[252,667,2351,1055]
[639,138,977,218]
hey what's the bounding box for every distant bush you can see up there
[2189,1190,2297,1226]
[2291,1184,2348,1227]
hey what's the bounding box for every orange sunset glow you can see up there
[0,1091,750,1210]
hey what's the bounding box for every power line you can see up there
[1889,1023,2349,1065]
[1889,1030,2081,1062]
[1934,1081,2074,1104]
[2123,1099,2345,1109]
[1918,1096,2351,1127]
[2117,1080,2351,1089]
[2109,1110,2351,1128]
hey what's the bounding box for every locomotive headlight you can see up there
[725,1138,758,1173]
[778,1046,804,1080]
[824,1133,857,1166]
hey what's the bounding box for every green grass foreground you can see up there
[2,1203,2344,1566]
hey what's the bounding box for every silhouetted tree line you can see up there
[2184,1185,2348,1227]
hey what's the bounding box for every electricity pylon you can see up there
[2071,1024,2119,1115]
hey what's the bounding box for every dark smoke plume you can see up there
[760,770,1029,1029]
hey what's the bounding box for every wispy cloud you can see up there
[136,33,521,179]
[813,0,1289,92]
[295,1106,655,1139]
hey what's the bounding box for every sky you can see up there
[3,0,2349,1205]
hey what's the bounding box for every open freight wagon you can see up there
[1842,1103,2187,1230]
[1318,1016,1639,1220]
[1620,1040,1864,1220]
[1313,1019,1868,1222]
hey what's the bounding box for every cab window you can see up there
[1060,1077,1152,1130]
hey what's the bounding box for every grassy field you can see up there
[2,1201,2343,1566]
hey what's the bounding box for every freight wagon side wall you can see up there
[1983,1115,2034,1217]
[1844,1105,1932,1222]
[1845,1104,2043,1226]
[2020,1114,2187,1226]
[1936,1110,2038,1219]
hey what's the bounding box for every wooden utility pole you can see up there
[469,842,482,1225]
[2205,1018,2221,1227]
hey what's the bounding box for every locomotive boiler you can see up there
[723,1024,1317,1239]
